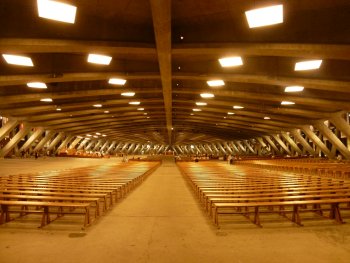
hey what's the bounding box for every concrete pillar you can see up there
[47,132,64,151]
[0,119,18,141]
[0,125,31,157]
[19,128,44,152]
[272,134,291,155]
[33,131,55,152]
[314,122,350,159]
[301,126,333,158]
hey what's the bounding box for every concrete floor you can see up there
[1,157,350,263]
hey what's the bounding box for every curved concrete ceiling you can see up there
[0,0,349,144]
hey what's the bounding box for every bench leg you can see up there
[41,206,49,228]
[254,207,261,227]
[292,205,303,226]
[330,203,343,224]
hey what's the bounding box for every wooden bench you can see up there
[0,200,92,229]
[212,198,350,227]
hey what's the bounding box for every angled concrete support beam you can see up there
[229,142,240,153]
[264,136,281,154]
[272,134,291,155]
[223,142,233,154]
[47,132,64,151]
[281,132,303,155]
[244,140,256,154]
[176,145,184,154]
[56,135,74,153]
[0,119,18,141]
[157,145,165,154]
[290,130,316,155]
[76,138,88,150]
[256,137,267,148]
[314,122,350,159]
[106,141,117,154]
[301,126,333,158]
[93,140,103,151]
[217,143,227,155]
[85,140,96,151]
[331,115,350,138]
[132,144,141,154]
[70,137,82,149]
[236,141,247,153]
[100,141,110,152]
[33,131,55,152]
[0,125,31,157]
[19,128,44,152]
[127,143,135,154]
[120,143,129,153]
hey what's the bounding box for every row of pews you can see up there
[177,161,350,228]
[235,158,350,180]
[0,161,160,229]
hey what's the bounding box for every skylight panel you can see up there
[88,54,112,65]
[294,60,322,71]
[37,0,77,24]
[2,54,33,66]
[245,5,283,28]
[219,56,243,67]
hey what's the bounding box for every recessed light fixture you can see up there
[27,82,47,89]
[104,111,109,113]
[93,135,98,138]
[224,117,227,119]
[200,93,215,98]
[137,108,145,111]
[37,0,77,24]
[284,86,304,92]
[87,54,112,65]
[245,4,283,28]
[207,80,225,87]
[171,127,174,130]
[143,113,147,115]
[96,133,101,135]
[219,56,243,67]
[40,98,53,102]
[227,112,235,115]
[102,134,107,137]
[109,78,126,85]
[281,101,295,105]
[56,108,61,111]
[196,102,207,106]
[180,36,184,40]
[146,117,150,119]
[190,113,194,116]
[93,104,102,108]
[2,54,34,67]
[264,116,271,120]
[193,109,202,112]
[233,105,244,109]
[129,101,140,105]
[294,60,322,71]
[86,134,92,137]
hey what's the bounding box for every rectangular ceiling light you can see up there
[233,105,244,109]
[207,80,225,87]
[109,78,127,85]
[227,112,235,115]
[294,60,322,71]
[193,109,202,112]
[200,93,215,98]
[219,56,243,67]
[284,86,304,92]
[2,54,34,66]
[40,98,53,102]
[264,116,271,120]
[245,5,283,28]
[137,108,144,111]
[93,104,102,107]
[196,102,207,106]
[37,0,77,24]
[129,101,140,105]
[104,111,109,113]
[281,101,295,105]
[87,54,112,65]
[27,82,47,89]
[121,92,135,97]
